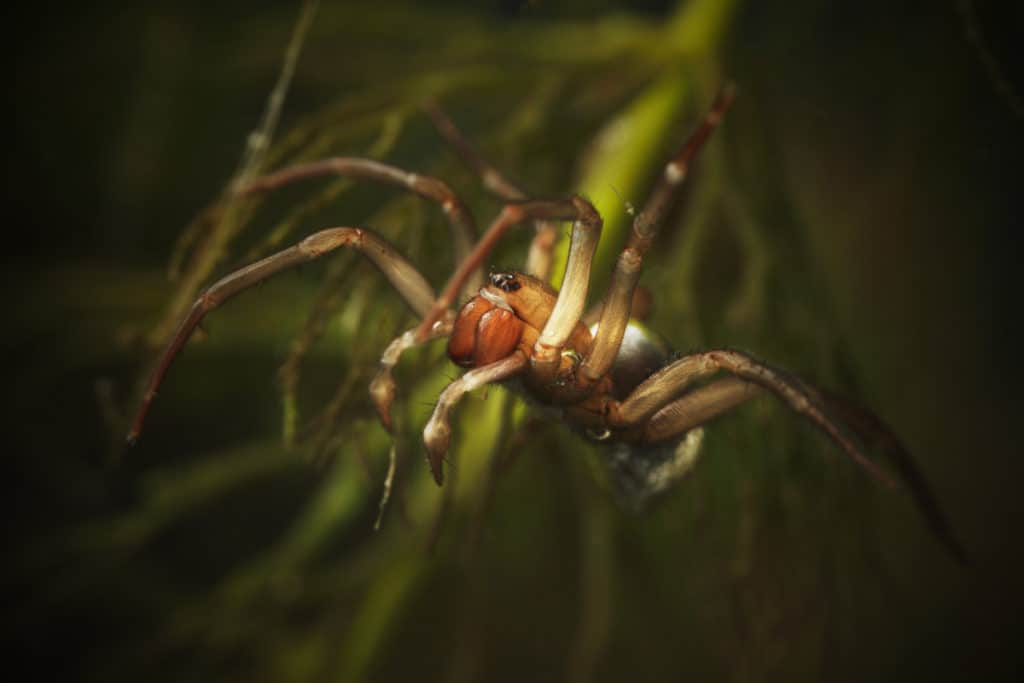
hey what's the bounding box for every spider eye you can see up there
[489,272,521,292]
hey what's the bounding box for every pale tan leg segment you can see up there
[531,197,603,379]
[422,352,528,485]
[642,377,762,441]
[416,197,599,341]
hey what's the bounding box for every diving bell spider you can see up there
[127,85,964,559]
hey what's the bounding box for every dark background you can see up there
[7,1,1022,681]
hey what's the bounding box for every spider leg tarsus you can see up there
[423,403,452,485]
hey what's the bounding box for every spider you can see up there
[127,85,964,560]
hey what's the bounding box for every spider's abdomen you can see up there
[447,296,524,368]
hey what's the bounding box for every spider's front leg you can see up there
[127,227,439,444]
[422,353,528,485]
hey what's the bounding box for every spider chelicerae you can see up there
[127,85,964,560]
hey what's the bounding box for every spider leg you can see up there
[234,158,482,439]
[237,157,483,291]
[422,99,527,201]
[422,352,528,485]
[369,318,455,433]
[642,377,762,441]
[530,197,602,379]
[127,227,438,444]
[422,99,560,280]
[581,287,653,327]
[582,85,736,384]
[638,374,967,562]
[809,387,968,563]
[607,348,897,487]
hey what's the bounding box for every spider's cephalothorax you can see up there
[447,271,591,377]
[127,85,965,560]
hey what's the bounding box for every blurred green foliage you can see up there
[8,0,1022,681]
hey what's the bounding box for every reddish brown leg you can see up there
[582,85,736,384]
[607,348,897,487]
[237,157,483,291]
[422,100,561,280]
[127,227,436,444]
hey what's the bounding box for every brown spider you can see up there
[127,85,964,559]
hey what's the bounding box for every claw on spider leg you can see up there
[423,410,452,486]
[422,352,528,486]
[370,322,453,434]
